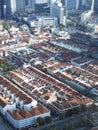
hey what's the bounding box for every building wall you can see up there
[28,17,58,27]
[38,17,58,27]
[24,100,37,110]
[0,0,5,18]
[76,0,83,9]
[94,0,98,13]
[6,111,50,129]
[0,103,16,115]
[6,112,35,129]
[50,3,65,25]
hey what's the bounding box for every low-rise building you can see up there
[0,75,50,129]
[7,66,93,118]
[28,16,58,28]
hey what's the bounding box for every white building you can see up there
[0,23,3,30]
[6,103,50,129]
[37,16,58,27]
[0,50,8,57]
[35,0,47,4]
[28,16,58,27]
[81,10,93,24]
[87,23,98,33]
[0,75,50,129]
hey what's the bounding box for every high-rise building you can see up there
[0,0,5,18]
[6,0,35,17]
[91,0,94,11]
[61,0,76,9]
[50,2,65,25]
[82,0,92,10]
[94,0,98,13]
[76,0,83,9]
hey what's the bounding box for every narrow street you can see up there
[31,108,96,130]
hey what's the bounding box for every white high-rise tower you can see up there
[91,0,94,12]
[3,5,6,18]
[50,0,65,25]
[81,0,95,24]
[65,0,67,27]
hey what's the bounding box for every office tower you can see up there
[48,0,57,7]
[61,0,76,9]
[24,0,35,12]
[82,0,92,10]
[81,0,94,23]
[82,0,86,5]
[47,0,50,6]
[94,0,98,13]
[76,0,83,9]
[91,0,94,12]
[50,0,55,15]
[50,2,65,25]
[0,0,5,18]
[35,0,47,4]
[6,0,35,17]
[65,0,67,27]
[61,0,65,5]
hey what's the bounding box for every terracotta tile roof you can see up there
[0,75,33,105]
[7,66,93,111]
[7,104,49,121]
[0,98,7,108]
[7,110,23,120]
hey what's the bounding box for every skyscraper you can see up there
[61,0,76,9]
[94,0,98,13]
[82,0,92,10]
[91,0,94,12]
[50,2,65,25]
[76,0,83,10]
[0,0,5,18]
[6,0,35,17]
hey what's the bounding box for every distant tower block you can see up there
[65,0,67,27]
[0,0,5,18]
[94,0,98,13]
[3,5,6,18]
[76,0,83,10]
[91,0,94,12]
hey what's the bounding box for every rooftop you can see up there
[7,66,93,112]
[7,103,49,120]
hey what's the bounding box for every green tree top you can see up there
[3,22,9,30]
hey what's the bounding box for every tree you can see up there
[49,126,58,130]
[3,22,9,30]
[81,104,87,111]
[81,116,88,125]
[66,109,73,117]
[44,116,51,123]
[59,24,65,31]
[63,124,68,130]
[67,124,73,130]
[0,61,15,72]
[73,107,80,114]
[36,117,44,126]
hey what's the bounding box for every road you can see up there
[32,109,96,130]
[0,116,13,130]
